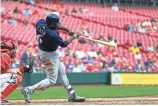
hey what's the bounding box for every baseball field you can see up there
[8,85,158,105]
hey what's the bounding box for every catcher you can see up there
[0,40,34,105]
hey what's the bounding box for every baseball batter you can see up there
[21,14,85,103]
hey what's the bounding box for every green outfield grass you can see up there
[7,85,158,100]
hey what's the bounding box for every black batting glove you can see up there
[73,33,80,39]
[69,30,74,36]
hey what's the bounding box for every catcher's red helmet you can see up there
[1,40,17,53]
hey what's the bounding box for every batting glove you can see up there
[69,30,74,36]
[73,33,80,39]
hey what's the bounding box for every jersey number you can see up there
[37,34,43,44]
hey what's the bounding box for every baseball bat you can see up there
[79,36,117,47]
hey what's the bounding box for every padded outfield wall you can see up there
[22,72,111,86]
[111,72,158,85]
[22,72,158,86]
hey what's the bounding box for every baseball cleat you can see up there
[68,95,86,102]
[21,87,34,103]
[0,100,9,105]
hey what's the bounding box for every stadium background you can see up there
[1,0,158,105]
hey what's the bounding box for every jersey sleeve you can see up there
[57,35,69,48]
[51,32,69,48]
[36,19,46,27]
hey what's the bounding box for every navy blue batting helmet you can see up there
[46,14,59,25]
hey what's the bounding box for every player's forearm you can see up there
[67,36,76,44]
[60,34,78,48]
[56,24,74,36]
[60,36,75,48]
[56,24,70,32]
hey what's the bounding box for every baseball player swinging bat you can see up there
[74,33,117,47]
[21,14,86,103]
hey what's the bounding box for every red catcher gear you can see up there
[1,40,17,59]
[0,41,17,73]
[0,53,11,73]
[1,74,23,100]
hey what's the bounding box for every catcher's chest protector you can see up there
[0,53,11,73]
